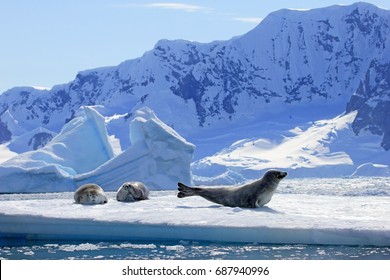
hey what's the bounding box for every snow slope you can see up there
[192,111,389,182]
[0,178,389,246]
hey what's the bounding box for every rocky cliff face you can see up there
[1,2,389,152]
[346,58,390,150]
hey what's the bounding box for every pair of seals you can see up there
[74,181,150,204]
[177,170,287,208]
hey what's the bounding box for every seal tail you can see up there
[177,182,200,198]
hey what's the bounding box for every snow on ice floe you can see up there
[0,107,194,193]
[0,178,389,246]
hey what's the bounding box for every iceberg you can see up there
[0,107,115,193]
[76,107,195,190]
[0,107,194,193]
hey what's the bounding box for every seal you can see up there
[74,183,108,205]
[116,181,150,202]
[177,170,287,208]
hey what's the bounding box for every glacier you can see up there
[0,107,194,193]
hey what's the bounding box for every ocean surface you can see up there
[1,239,390,260]
[1,177,390,260]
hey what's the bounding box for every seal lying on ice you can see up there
[177,170,287,208]
[116,181,150,202]
[74,183,108,204]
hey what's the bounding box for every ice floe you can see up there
[0,178,389,246]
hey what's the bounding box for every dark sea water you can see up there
[1,239,390,260]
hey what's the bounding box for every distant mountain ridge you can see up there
[1,2,390,153]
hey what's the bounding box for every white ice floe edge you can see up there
[0,192,389,246]
[0,214,388,246]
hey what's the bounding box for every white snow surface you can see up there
[0,177,389,246]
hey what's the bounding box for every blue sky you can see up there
[1,0,390,93]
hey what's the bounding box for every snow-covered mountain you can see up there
[0,2,389,184]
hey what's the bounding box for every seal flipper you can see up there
[177,182,201,198]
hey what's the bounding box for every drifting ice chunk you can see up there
[76,107,195,190]
[0,107,115,193]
